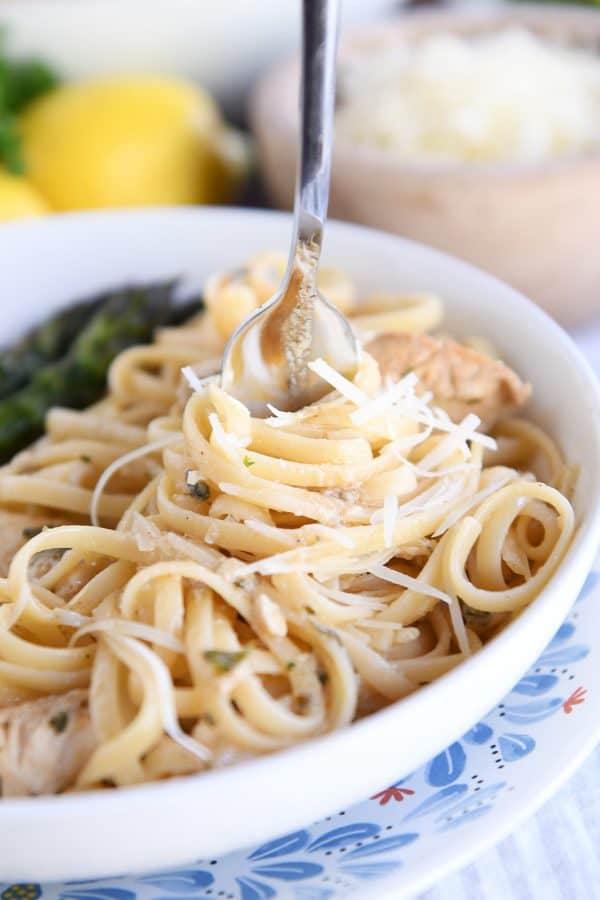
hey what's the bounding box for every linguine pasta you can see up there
[0,251,575,794]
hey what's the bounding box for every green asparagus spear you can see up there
[67,282,177,389]
[0,281,177,463]
[0,294,105,400]
[0,286,204,401]
[167,294,204,326]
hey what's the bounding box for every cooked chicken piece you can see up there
[0,689,96,796]
[366,332,530,428]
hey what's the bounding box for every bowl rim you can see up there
[250,2,600,179]
[0,204,599,823]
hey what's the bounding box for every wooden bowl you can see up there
[250,5,600,326]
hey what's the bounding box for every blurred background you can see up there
[0,0,599,329]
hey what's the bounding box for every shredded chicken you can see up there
[0,689,96,796]
[367,332,530,428]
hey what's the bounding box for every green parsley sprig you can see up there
[0,39,59,174]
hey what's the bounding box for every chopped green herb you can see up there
[318,670,329,686]
[0,49,60,174]
[203,649,247,671]
[286,660,296,671]
[48,711,69,733]
[80,454,92,463]
[243,455,255,468]
[187,478,210,500]
[459,598,491,627]
[22,523,56,539]
[4,57,59,114]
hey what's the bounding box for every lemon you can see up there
[0,169,48,221]
[19,76,248,211]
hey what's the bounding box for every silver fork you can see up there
[221,0,359,415]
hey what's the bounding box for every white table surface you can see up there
[416,317,600,900]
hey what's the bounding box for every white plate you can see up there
[4,559,597,899]
[0,207,599,882]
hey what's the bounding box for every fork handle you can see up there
[293,0,340,253]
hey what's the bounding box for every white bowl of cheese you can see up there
[251,5,600,326]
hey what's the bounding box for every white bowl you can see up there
[0,207,599,882]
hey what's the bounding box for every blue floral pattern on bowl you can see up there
[4,568,597,900]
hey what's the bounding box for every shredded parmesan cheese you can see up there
[208,412,249,451]
[337,28,600,163]
[253,593,287,637]
[383,494,399,548]
[90,434,179,527]
[181,365,211,394]
[433,469,516,537]
[131,512,163,552]
[447,597,471,657]
[245,519,297,546]
[369,563,453,605]
[112,635,211,761]
[419,413,480,470]
[72,619,185,654]
[53,609,90,629]
[308,358,368,406]
[166,532,222,568]
[350,373,419,425]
